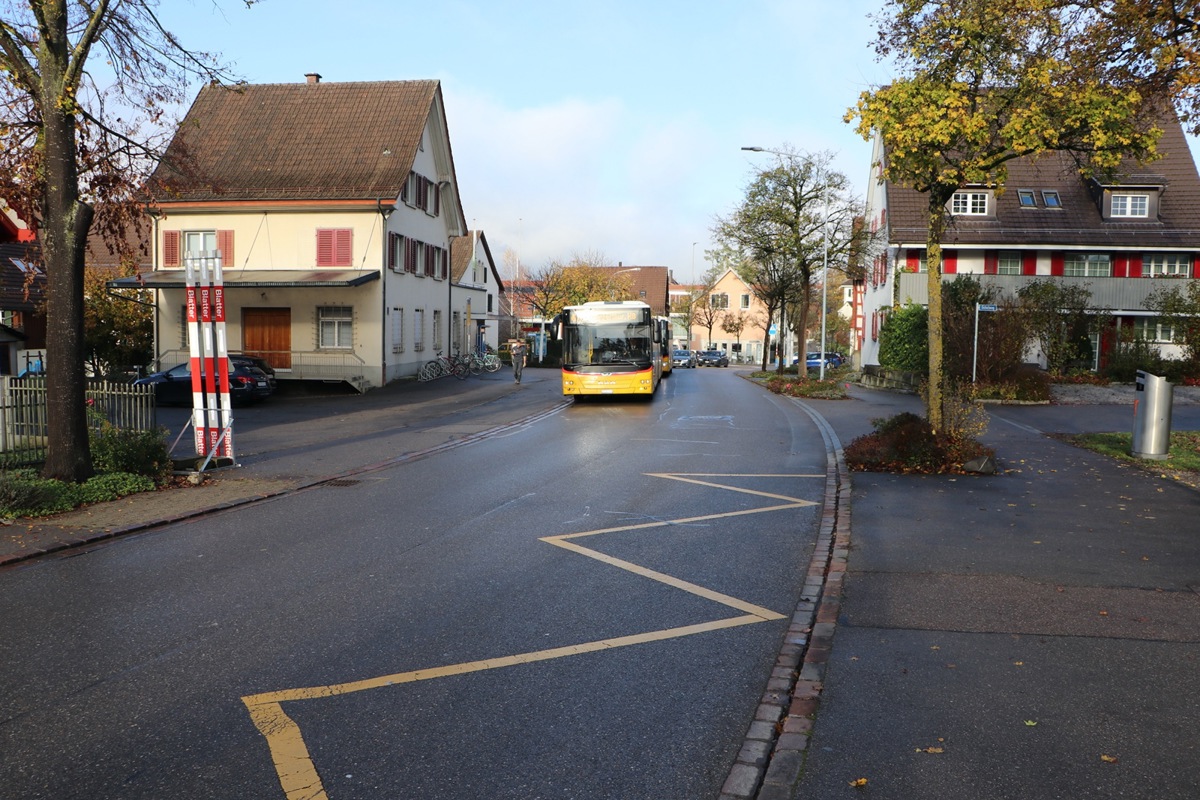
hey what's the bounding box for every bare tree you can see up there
[0,0,253,481]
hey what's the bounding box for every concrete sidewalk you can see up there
[0,367,570,566]
[756,386,1200,800]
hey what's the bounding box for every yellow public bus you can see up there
[560,300,662,396]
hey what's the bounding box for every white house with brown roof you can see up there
[112,75,481,390]
[450,230,505,353]
[859,110,1200,370]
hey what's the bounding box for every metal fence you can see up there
[0,376,157,467]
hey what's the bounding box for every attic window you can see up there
[12,259,39,274]
[951,191,988,215]
[1041,190,1062,208]
[1017,190,1037,208]
[1111,193,1149,217]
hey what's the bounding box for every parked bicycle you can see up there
[417,351,469,382]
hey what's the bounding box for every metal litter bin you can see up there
[1132,370,1173,460]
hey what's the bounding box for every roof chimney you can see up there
[305,73,322,84]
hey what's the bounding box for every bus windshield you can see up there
[562,305,654,367]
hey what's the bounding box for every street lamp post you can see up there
[741,146,832,378]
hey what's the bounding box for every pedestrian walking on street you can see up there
[511,340,527,384]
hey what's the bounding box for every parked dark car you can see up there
[230,353,278,390]
[697,349,730,367]
[134,358,274,406]
[672,349,698,368]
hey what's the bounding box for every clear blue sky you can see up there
[160,1,893,281]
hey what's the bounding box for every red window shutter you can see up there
[905,250,919,272]
[943,249,957,274]
[387,233,396,269]
[317,230,334,266]
[1127,254,1143,278]
[317,229,352,267]
[1192,255,1199,279]
[1050,251,1064,277]
[163,230,181,267]
[433,184,441,216]
[1113,254,1128,278]
[1022,252,1038,275]
[335,229,352,265]
[983,251,998,275]
[217,230,234,266]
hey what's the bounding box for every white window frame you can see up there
[1131,317,1176,343]
[433,309,443,351]
[184,230,217,257]
[1146,253,1190,277]
[1111,193,1149,218]
[740,294,750,309]
[413,308,425,352]
[317,306,354,350]
[1063,253,1111,278]
[997,253,1022,275]
[951,191,988,215]
[711,293,729,309]
[392,307,405,354]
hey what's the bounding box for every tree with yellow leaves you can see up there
[847,0,1167,430]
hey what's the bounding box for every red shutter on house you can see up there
[1127,254,1143,278]
[906,251,919,272]
[163,230,181,267]
[943,249,957,274]
[317,230,333,266]
[433,184,441,216]
[217,230,234,266]
[335,229,352,265]
[1192,255,1199,279]
[1050,252,1064,277]
[1113,254,1128,278]
[1022,252,1038,275]
[317,229,352,267]
[983,251,998,275]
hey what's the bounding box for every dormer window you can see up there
[1041,190,1062,208]
[951,191,988,215]
[1111,193,1149,217]
[1017,190,1037,208]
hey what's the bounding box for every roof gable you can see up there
[150,80,442,203]
[881,110,1200,249]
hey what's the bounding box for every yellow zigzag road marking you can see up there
[242,472,820,800]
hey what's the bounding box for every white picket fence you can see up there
[0,376,157,466]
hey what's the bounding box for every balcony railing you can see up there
[896,272,1191,311]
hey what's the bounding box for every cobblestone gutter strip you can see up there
[718,399,850,800]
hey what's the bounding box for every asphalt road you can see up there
[0,367,829,799]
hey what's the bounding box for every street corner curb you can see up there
[718,399,851,800]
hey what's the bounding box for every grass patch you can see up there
[1066,430,1200,472]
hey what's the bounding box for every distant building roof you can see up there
[883,110,1200,249]
[149,78,443,204]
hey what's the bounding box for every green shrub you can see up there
[763,375,849,399]
[0,470,74,517]
[878,304,929,373]
[0,469,159,518]
[844,412,994,474]
[71,472,156,505]
[89,425,172,481]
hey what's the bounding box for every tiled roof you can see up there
[884,111,1200,249]
[0,242,46,311]
[149,80,440,202]
[605,266,671,315]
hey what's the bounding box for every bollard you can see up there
[1131,370,1173,460]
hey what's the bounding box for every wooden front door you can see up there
[243,307,292,369]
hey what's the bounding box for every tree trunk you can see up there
[38,14,94,482]
[925,195,950,433]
